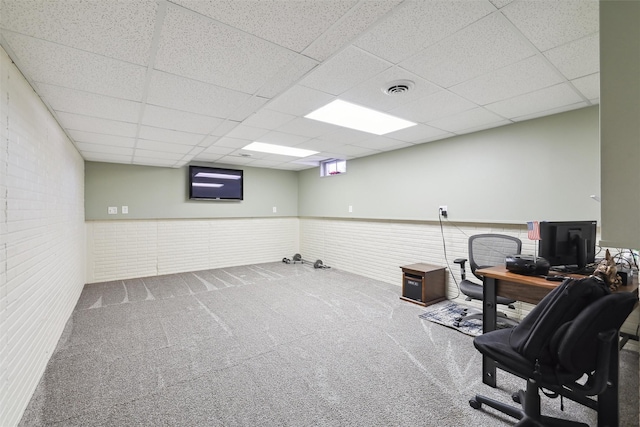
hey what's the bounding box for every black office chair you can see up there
[453,234,521,326]
[470,290,638,426]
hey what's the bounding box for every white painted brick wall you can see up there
[0,48,85,426]
[86,217,300,283]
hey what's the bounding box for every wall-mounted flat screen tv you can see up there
[189,165,243,200]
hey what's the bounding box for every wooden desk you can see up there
[476,266,638,426]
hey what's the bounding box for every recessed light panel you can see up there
[305,99,417,135]
[243,142,319,157]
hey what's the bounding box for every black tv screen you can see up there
[189,166,243,200]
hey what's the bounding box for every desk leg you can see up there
[482,276,498,387]
[597,337,619,426]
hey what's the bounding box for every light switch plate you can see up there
[122,206,129,214]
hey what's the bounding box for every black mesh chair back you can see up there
[468,234,522,281]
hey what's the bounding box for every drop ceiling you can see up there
[0,0,599,170]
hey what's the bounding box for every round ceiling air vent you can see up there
[383,80,415,96]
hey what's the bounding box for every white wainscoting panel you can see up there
[86,217,300,283]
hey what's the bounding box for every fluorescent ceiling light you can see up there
[305,99,417,135]
[195,172,241,180]
[192,183,223,188]
[243,142,318,157]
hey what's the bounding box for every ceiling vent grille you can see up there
[383,80,415,96]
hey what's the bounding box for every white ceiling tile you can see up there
[68,130,136,148]
[243,109,296,130]
[544,33,599,80]
[3,33,147,100]
[427,107,506,133]
[335,145,380,157]
[355,0,495,63]
[198,145,236,156]
[142,105,224,134]
[172,0,358,52]
[155,6,298,94]
[38,83,141,123]
[295,138,346,153]
[341,67,441,112]
[244,158,288,168]
[323,127,371,144]
[56,112,137,138]
[267,85,335,116]
[303,0,402,61]
[485,84,585,119]
[1,0,603,170]
[490,0,514,9]
[146,71,251,118]
[225,125,269,141]
[82,153,133,164]
[400,13,536,88]
[257,55,319,99]
[0,0,156,65]
[191,152,224,162]
[210,120,241,137]
[214,155,256,166]
[502,0,599,51]
[299,46,391,95]
[258,131,309,146]
[511,101,589,123]
[134,148,189,160]
[228,96,270,122]
[139,126,205,145]
[76,142,134,156]
[571,73,600,101]
[350,136,411,151]
[391,90,476,123]
[449,55,564,105]
[132,156,181,167]
[385,123,450,143]
[275,118,336,139]
[214,137,253,149]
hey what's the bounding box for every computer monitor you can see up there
[538,220,597,271]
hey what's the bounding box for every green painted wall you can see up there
[298,106,600,224]
[85,162,298,220]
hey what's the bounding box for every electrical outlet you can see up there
[439,205,448,218]
[348,205,353,213]
[108,206,117,215]
[272,206,277,213]
[122,206,128,214]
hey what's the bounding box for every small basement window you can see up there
[320,159,346,177]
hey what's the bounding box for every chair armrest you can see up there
[453,258,467,280]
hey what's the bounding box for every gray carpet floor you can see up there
[19,262,638,426]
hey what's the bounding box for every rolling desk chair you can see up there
[470,289,637,426]
[453,234,521,327]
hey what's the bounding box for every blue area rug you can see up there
[419,301,484,337]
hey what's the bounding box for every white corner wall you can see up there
[0,48,86,426]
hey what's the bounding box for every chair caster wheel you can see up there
[469,399,481,410]
[454,316,463,322]
[453,322,460,327]
[512,392,521,404]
